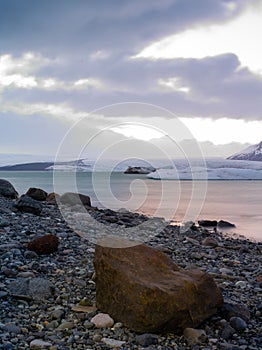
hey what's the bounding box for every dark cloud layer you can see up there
[0,0,261,156]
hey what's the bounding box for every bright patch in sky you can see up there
[111,124,165,141]
[137,3,262,74]
[180,117,262,144]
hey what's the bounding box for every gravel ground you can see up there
[0,194,261,350]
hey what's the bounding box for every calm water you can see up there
[0,171,261,242]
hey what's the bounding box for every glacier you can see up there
[147,158,262,180]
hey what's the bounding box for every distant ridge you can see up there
[0,162,54,171]
[227,141,262,161]
[0,159,88,171]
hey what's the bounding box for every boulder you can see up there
[26,187,48,201]
[46,192,60,205]
[217,220,236,228]
[94,237,223,334]
[16,195,42,215]
[198,220,217,227]
[60,192,91,207]
[0,179,18,199]
[27,234,59,255]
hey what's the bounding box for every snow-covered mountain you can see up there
[227,141,262,161]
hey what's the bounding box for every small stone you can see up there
[229,317,247,332]
[114,322,123,329]
[256,273,262,284]
[101,338,126,348]
[220,325,235,340]
[30,339,53,349]
[71,304,97,313]
[220,302,250,322]
[183,328,207,345]
[83,321,94,329]
[24,250,38,259]
[135,333,159,347]
[51,308,64,320]
[93,334,102,342]
[4,323,21,334]
[27,234,59,255]
[235,281,247,289]
[202,237,218,247]
[17,272,36,278]
[56,321,74,331]
[91,313,114,328]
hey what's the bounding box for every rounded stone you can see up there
[229,317,247,332]
[90,313,114,328]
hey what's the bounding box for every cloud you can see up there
[0,0,262,156]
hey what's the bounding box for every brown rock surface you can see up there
[26,187,48,201]
[94,237,223,334]
[46,192,60,205]
[28,234,59,255]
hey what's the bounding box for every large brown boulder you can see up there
[94,237,223,334]
[60,192,91,207]
[26,187,48,201]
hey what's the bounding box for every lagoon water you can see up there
[0,171,261,242]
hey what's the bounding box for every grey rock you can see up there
[9,278,55,301]
[3,323,21,334]
[221,325,235,340]
[229,317,247,332]
[135,333,159,347]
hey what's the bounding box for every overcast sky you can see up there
[0,0,262,159]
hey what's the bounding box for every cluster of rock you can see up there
[124,166,156,174]
[0,178,261,349]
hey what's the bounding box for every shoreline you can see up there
[0,189,261,349]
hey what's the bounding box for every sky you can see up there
[0,0,262,161]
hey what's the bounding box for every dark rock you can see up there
[219,302,250,322]
[27,234,59,255]
[198,220,217,227]
[0,291,8,299]
[2,268,17,277]
[229,317,247,332]
[3,323,21,334]
[202,237,219,247]
[221,325,235,340]
[60,192,91,207]
[94,237,223,334]
[9,277,55,301]
[25,187,48,201]
[217,220,236,228]
[135,334,159,346]
[24,250,39,259]
[0,179,18,199]
[15,195,42,215]
[124,166,156,174]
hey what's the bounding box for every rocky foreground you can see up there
[0,182,261,350]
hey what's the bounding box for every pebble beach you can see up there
[0,186,261,350]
